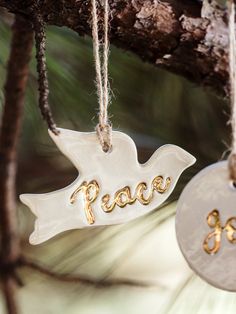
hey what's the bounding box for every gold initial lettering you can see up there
[203,209,236,255]
[70,180,99,225]
[203,210,222,254]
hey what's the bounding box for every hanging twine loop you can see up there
[228,0,236,182]
[91,0,112,153]
[96,123,112,153]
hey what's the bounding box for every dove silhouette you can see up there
[20,128,196,245]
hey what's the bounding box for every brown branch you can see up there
[19,256,149,288]
[33,12,59,135]
[0,0,230,96]
[0,15,33,314]
[1,277,18,314]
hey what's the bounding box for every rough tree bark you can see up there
[0,15,34,314]
[0,0,230,96]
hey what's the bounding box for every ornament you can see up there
[176,161,236,291]
[175,0,236,292]
[20,0,195,245]
[20,128,195,244]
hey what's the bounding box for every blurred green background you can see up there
[0,11,235,314]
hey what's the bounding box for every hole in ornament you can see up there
[102,145,113,154]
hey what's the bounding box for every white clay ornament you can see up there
[20,128,195,245]
[20,1,195,247]
[176,161,236,292]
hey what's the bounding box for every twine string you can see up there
[228,0,236,182]
[91,0,112,152]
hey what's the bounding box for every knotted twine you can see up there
[228,0,236,182]
[91,0,112,152]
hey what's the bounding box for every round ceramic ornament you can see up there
[176,161,236,291]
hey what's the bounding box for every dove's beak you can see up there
[158,145,196,172]
[182,150,196,167]
[176,147,196,170]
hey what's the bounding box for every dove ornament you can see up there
[20,128,195,245]
[176,161,236,292]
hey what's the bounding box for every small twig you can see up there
[19,257,149,288]
[0,15,33,314]
[33,12,59,135]
[2,277,19,314]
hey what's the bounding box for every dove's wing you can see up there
[49,128,139,174]
[142,144,196,174]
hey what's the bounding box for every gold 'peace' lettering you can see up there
[70,176,171,225]
[101,176,171,213]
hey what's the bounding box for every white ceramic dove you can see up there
[20,128,196,245]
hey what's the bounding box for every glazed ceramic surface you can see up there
[176,161,236,291]
[20,128,195,245]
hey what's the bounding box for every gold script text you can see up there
[203,209,236,254]
[70,176,171,225]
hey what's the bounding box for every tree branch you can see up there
[33,11,59,135]
[0,0,230,95]
[19,256,149,288]
[0,15,33,314]
[2,277,18,314]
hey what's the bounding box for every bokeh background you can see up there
[0,10,235,314]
